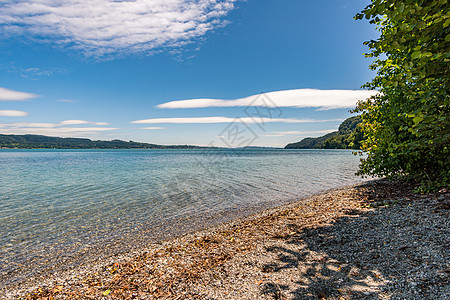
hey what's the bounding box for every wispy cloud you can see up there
[0,0,237,57]
[0,87,38,101]
[132,117,342,124]
[56,99,77,103]
[157,89,378,110]
[262,129,335,137]
[0,110,28,117]
[0,120,117,137]
[0,64,66,80]
[59,120,109,126]
[0,127,118,137]
[20,67,66,79]
[140,127,165,130]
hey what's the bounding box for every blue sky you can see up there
[0,0,378,147]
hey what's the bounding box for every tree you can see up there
[354,0,449,190]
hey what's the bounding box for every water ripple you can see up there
[0,149,367,287]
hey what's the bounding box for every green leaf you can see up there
[103,289,111,296]
[411,51,421,59]
[413,116,423,124]
[445,34,450,42]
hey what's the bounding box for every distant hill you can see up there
[240,146,282,150]
[285,116,364,150]
[0,134,208,149]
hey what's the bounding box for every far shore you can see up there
[4,179,449,299]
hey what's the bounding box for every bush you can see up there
[354,0,450,190]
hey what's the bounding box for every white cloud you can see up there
[0,127,118,137]
[259,134,283,137]
[131,116,342,124]
[262,129,335,137]
[59,120,89,125]
[0,0,237,57]
[0,120,117,136]
[2,122,56,128]
[60,120,109,126]
[275,129,336,135]
[157,89,378,110]
[57,99,76,103]
[1,120,110,127]
[1,65,65,79]
[140,127,165,130]
[0,110,28,117]
[20,67,65,79]
[0,87,38,101]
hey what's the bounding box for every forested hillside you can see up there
[284,116,364,149]
[0,134,205,149]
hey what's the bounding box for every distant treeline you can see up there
[0,134,207,149]
[285,116,364,150]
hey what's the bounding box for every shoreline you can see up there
[4,179,449,299]
[3,183,353,295]
[0,185,331,291]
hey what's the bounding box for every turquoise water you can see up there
[0,149,365,288]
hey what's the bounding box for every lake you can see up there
[0,148,366,288]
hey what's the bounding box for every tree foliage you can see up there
[354,0,449,189]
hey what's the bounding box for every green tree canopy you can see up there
[354,0,449,190]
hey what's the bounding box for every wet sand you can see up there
[4,179,449,299]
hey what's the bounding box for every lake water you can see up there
[0,149,366,288]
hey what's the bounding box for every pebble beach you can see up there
[4,179,449,299]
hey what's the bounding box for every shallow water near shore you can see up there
[0,148,366,289]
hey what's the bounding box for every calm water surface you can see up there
[0,149,366,288]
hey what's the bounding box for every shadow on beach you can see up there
[259,181,449,299]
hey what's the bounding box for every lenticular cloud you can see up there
[0,0,237,57]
